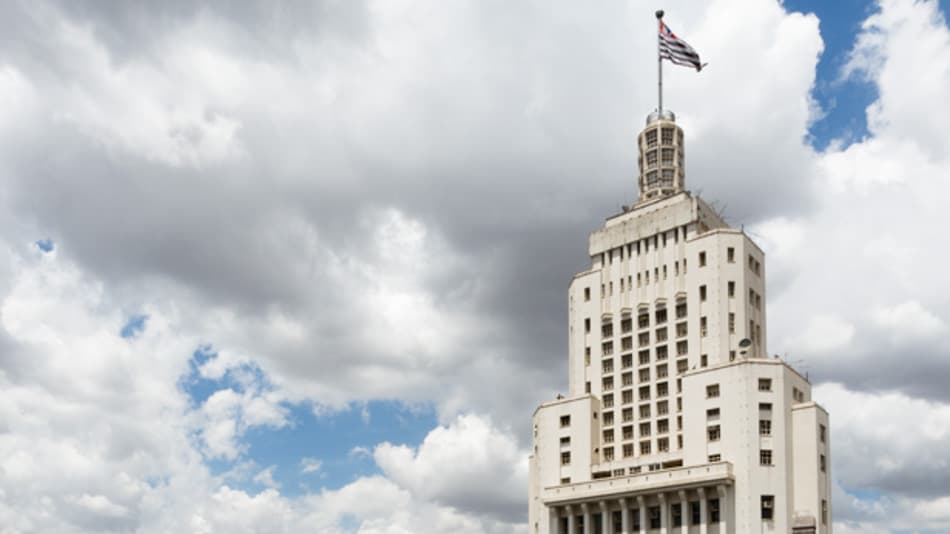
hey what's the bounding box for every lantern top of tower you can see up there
[646,109,676,125]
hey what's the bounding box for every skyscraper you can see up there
[528,109,832,533]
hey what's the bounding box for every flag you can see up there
[659,20,704,71]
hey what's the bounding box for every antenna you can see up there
[656,10,664,114]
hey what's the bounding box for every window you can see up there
[584,287,591,301]
[656,327,668,342]
[699,251,707,267]
[760,402,772,412]
[656,365,668,379]
[603,411,614,426]
[640,441,651,455]
[560,415,571,427]
[638,312,650,329]
[561,451,571,465]
[602,322,614,338]
[602,360,614,373]
[708,425,721,441]
[676,322,688,338]
[699,285,707,301]
[700,316,708,337]
[622,389,633,404]
[728,280,735,297]
[820,454,827,472]
[639,422,651,436]
[622,407,633,422]
[759,419,772,436]
[655,308,668,324]
[623,443,634,457]
[707,408,720,419]
[623,425,634,440]
[649,506,661,529]
[701,354,708,367]
[690,501,701,525]
[709,498,720,523]
[656,345,668,360]
[706,384,720,398]
[661,127,673,145]
[708,454,721,462]
[672,503,683,527]
[822,499,828,525]
[602,376,614,390]
[657,382,669,397]
[675,301,687,319]
[761,495,774,520]
[560,436,570,446]
[820,424,827,443]
[758,378,772,392]
[621,354,632,368]
[728,313,735,333]
[603,446,614,461]
[602,341,613,355]
[676,358,688,374]
[657,419,669,434]
[639,350,650,365]
[638,332,650,346]
[657,400,669,415]
[640,404,651,418]
[727,247,735,263]
[657,437,669,452]
[584,318,591,333]
[560,477,571,484]
[760,449,773,465]
[621,317,632,333]
[603,393,614,408]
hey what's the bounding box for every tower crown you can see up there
[636,110,685,204]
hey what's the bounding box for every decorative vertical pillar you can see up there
[677,490,688,534]
[637,496,647,534]
[567,505,576,534]
[582,503,590,534]
[600,501,610,534]
[698,488,707,534]
[658,493,667,534]
[549,506,560,534]
[620,498,630,534]
[717,485,728,534]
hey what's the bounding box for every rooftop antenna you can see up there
[656,10,665,116]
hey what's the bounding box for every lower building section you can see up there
[543,483,732,534]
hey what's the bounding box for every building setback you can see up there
[528,109,832,534]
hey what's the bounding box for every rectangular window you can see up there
[699,285,707,301]
[727,247,735,263]
[560,477,570,485]
[706,384,720,398]
[691,502,701,525]
[639,422,651,437]
[602,376,614,391]
[707,408,720,419]
[602,360,614,373]
[657,382,669,397]
[603,429,614,443]
[649,506,661,529]
[820,424,827,443]
[709,498,720,523]
[621,317,632,333]
[820,454,827,472]
[584,318,591,333]
[622,389,633,404]
[603,393,614,408]
[621,354,632,368]
[657,437,669,452]
[672,503,683,527]
[560,436,570,446]
[640,441,651,455]
[675,302,687,319]
[701,354,708,367]
[560,415,570,427]
[638,312,650,329]
[760,419,772,436]
[639,350,650,365]
[655,308,668,324]
[623,443,634,457]
[584,287,591,301]
[603,412,614,426]
[699,251,707,267]
[708,425,721,441]
[602,341,614,356]
[638,332,650,346]
[700,316,708,337]
[656,345,668,360]
[657,419,669,434]
[728,280,735,297]
[708,454,721,462]
[822,500,828,525]
[639,404,651,418]
[729,312,736,333]
[561,451,571,465]
[622,407,633,423]
[603,446,614,461]
[761,495,774,520]
[656,327,668,342]
[760,449,773,465]
[657,400,669,416]
[622,425,634,440]
[602,322,614,338]
[759,378,772,391]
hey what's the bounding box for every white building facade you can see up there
[529,111,832,534]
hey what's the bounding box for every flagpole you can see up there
[656,9,664,116]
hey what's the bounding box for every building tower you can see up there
[528,110,832,534]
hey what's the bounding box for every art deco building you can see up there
[528,109,832,533]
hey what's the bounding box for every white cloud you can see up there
[300,457,323,474]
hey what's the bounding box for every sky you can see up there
[0,0,949,532]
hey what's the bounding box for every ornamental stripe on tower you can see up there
[659,21,704,71]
